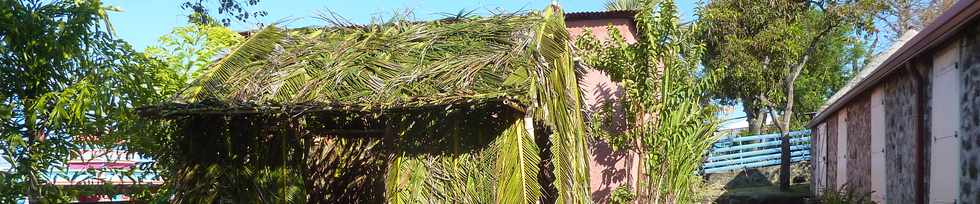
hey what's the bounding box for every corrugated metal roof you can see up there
[565,10,637,21]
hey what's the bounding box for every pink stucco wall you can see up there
[566,18,638,44]
[566,14,639,203]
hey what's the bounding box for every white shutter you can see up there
[871,87,886,203]
[929,41,961,204]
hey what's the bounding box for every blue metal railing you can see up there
[703,130,811,174]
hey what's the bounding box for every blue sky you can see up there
[104,0,699,50]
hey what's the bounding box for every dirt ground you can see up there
[690,163,813,203]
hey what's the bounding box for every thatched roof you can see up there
[139,6,594,203]
[139,13,560,118]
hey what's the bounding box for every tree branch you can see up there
[756,94,786,132]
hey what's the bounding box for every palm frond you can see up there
[495,115,542,203]
[531,5,593,203]
[180,26,285,103]
[605,0,652,11]
[143,5,595,203]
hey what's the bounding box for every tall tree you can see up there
[698,0,882,191]
[0,0,163,202]
[120,24,244,201]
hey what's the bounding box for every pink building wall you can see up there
[565,11,640,203]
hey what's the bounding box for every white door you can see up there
[929,41,960,204]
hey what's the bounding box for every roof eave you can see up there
[807,0,980,128]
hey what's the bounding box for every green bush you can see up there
[609,185,636,204]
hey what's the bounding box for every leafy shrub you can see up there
[609,185,636,204]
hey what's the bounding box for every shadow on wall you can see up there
[587,80,636,203]
[589,81,626,133]
[589,140,634,203]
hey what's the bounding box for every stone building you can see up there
[807,1,980,203]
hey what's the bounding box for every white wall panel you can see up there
[871,87,886,203]
[837,111,848,189]
[818,123,828,194]
[929,41,961,204]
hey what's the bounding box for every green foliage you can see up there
[494,117,541,203]
[0,0,167,202]
[697,0,883,129]
[114,23,246,201]
[145,24,244,86]
[609,185,636,204]
[605,0,654,11]
[578,0,720,202]
[640,3,720,202]
[587,103,631,151]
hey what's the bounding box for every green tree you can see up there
[0,0,164,202]
[120,24,244,201]
[144,24,244,90]
[698,0,882,191]
[579,0,719,202]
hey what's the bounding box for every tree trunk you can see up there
[779,54,807,192]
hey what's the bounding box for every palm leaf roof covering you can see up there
[139,5,593,203]
[140,9,566,117]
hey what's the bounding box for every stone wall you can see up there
[826,116,838,189]
[960,19,980,203]
[846,94,872,192]
[883,73,917,204]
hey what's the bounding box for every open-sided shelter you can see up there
[138,5,593,203]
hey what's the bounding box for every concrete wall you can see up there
[566,18,637,44]
[580,66,637,202]
[883,73,917,204]
[565,16,639,203]
[846,95,872,193]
